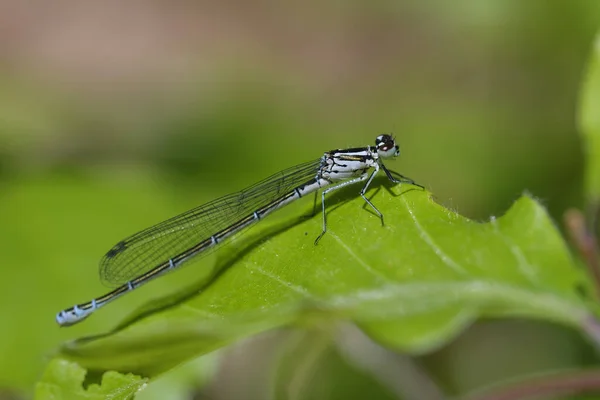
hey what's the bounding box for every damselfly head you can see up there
[375,134,400,158]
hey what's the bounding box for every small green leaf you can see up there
[579,30,600,201]
[34,358,146,400]
[59,183,593,377]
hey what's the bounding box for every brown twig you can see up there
[564,208,600,300]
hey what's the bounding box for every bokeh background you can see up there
[2,1,600,398]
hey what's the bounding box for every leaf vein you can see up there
[490,217,538,285]
[246,264,317,298]
[402,197,467,275]
[330,232,392,283]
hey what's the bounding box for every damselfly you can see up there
[56,134,422,326]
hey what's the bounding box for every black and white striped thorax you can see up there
[319,147,377,182]
[317,134,400,183]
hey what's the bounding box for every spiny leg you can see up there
[300,189,321,221]
[314,174,369,245]
[311,190,319,216]
[381,163,424,189]
[359,163,385,226]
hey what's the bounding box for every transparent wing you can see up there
[100,158,323,286]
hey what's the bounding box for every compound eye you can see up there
[375,134,398,157]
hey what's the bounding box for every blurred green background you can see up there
[2,1,600,398]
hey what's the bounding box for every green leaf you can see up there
[579,30,600,201]
[34,358,146,400]
[58,182,593,377]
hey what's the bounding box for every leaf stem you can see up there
[461,369,600,400]
[336,324,447,400]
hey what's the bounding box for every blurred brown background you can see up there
[0,1,598,398]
